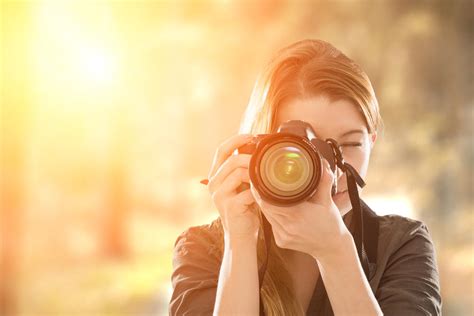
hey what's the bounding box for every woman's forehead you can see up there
[275,95,368,138]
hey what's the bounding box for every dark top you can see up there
[169,203,442,315]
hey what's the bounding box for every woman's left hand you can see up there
[250,159,352,259]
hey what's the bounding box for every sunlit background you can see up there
[1,0,472,315]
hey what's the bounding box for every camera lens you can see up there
[273,152,304,184]
[260,142,313,196]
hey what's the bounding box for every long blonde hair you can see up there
[216,39,382,315]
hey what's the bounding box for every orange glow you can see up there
[1,1,471,315]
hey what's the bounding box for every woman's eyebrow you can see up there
[339,129,364,138]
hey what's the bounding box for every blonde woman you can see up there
[169,39,441,315]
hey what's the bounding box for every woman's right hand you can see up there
[207,134,260,242]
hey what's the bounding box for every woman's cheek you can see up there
[349,144,371,180]
[345,155,366,178]
[359,144,372,180]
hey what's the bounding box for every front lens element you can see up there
[260,142,313,196]
[273,151,304,184]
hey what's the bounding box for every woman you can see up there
[169,39,442,315]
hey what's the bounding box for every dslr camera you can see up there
[237,120,341,206]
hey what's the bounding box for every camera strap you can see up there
[343,162,370,277]
[328,138,371,278]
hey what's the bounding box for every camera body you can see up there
[237,120,338,206]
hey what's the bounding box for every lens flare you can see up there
[274,152,304,184]
[260,143,313,196]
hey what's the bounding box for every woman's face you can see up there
[274,94,377,215]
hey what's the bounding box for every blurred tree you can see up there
[1,4,32,315]
[102,105,130,259]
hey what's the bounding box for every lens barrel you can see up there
[249,134,322,206]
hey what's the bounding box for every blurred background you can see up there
[1,0,472,315]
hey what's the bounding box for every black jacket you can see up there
[169,201,442,315]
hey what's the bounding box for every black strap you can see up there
[344,163,370,278]
[360,199,379,271]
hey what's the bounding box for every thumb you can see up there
[310,158,334,204]
[250,183,263,205]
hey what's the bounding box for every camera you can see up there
[237,120,339,206]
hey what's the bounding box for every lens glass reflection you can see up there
[273,151,304,184]
[260,142,313,196]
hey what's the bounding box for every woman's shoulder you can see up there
[375,212,436,262]
[173,217,223,261]
[170,218,223,314]
[175,217,222,244]
[377,213,432,242]
[370,214,441,314]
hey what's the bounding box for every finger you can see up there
[231,188,256,207]
[250,184,262,203]
[250,185,292,216]
[208,154,251,193]
[260,209,289,247]
[208,134,254,179]
[258,204,279,228]
[218,167,251,195]
[310,158,334,203]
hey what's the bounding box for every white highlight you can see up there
[364,195,416,219]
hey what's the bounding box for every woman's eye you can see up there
[340,142,362,147]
